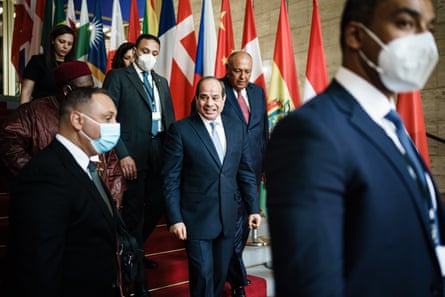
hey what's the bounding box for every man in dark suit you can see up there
[222,51,268,297]
[163,76,261,297]
[8,87,121,297]
[103,34,175,296]
[265,0,443,296]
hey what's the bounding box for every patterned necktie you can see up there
[237,90,250,124]
[88,162,113,216]
[142,71,159,136]
[210,121,224,163]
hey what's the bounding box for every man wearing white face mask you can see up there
[103,34,175,297]
[265,1,445,297]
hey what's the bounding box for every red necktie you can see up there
[237,91,250,124]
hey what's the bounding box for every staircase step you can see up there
[145,249,189,289]
[145,225,185,255]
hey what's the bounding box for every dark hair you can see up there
[195,76,226,99]
[135,34,161,48]
[59,87,109,119]
[340,0,383,49]
[112,42,135,69]
[44,25,76,69]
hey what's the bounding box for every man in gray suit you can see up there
[103,34,175,297]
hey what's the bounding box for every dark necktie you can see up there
[88,162,113,216]
[237,90,250,124]
[142,71,159,136]
[385,110,440,245]
[210,121,224,163]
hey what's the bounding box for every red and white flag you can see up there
[29,0,46,57]
[66,0,77,31]
[214,0,234,78]
[397,91,431,167]
[170,0,197,119]
[303,0,328,102]
[106,0,125,72]
[241,0,267,96]
[128,0,141,43]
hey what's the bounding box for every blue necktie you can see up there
[142,71,159,136]
[210,121,224,163]
[88,162,113,216]
[385,110,441,245]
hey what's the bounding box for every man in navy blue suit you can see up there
[163,76,261,297]
[222,51,268,297]
[265,0,443,296]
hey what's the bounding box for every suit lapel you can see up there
[330,83,431,237]
[126,67,152,111]
[189,114,223,167]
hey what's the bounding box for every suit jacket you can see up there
[265,80,445,297]
[103,66,175,169]
[221,78,268,184]
[162,114,260,239]
[8,140,119,297]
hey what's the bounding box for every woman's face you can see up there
[53,33,74,60]
[122,49,135,67]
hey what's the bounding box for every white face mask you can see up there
[137,53,157,72]
[357,24,438,93]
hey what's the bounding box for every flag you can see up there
[53,0,65,26]
[195,0,217,82]
[303,0,328,102]
[11,0,34,79]
[214,0,234,78]
[155,0,176,82]
[241,0,267,96]
[170,0,197,119]
[267,0,301,131]
[154,0,162,22]
[397,91,431,167]
[41,0,53,49]
[88,0,107,86]
[128,0,141,43]
[75,0,90,61]
[66,0,77,31]
[143,0,159,36]
[30,0,46,57]
[106,0,125,72]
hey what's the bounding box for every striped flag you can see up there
[303,0,328,102]
[106,0,125,72]
[397,91,431,167]
[75,0,90,61]
[170,0,197,119]
[66,0,77,31]
[195,0,217,81]
[267,0,301,130]
[241,0,267,96]
[53,0,65,26]
[214,0,234,78]
[128,0,141,43]
[11,0,35,79]
[29,0,46,57]
[143,0,159,36]
[155,0,176,82]
[87,0,107,86]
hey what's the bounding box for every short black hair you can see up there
[59,87,109,119]
[340,0,384,49]
[195,76,226,99]
[135,34,161,48]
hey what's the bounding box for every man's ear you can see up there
[70,111,83,131]
[344,21,364,50]
[62,84,73,97]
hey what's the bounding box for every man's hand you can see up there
[120,156,137,180]
[169,222,187,240]
[248,214,262,230]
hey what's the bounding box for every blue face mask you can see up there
[81,113,120,154]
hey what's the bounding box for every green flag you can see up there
[75,0,90,61]
[41,0,53,49]
[53,0,65,26]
